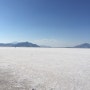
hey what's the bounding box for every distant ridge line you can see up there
[0,42,40,47]
[73,43,90,48]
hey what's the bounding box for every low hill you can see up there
[74,43,90,48]
[0,42,40,47]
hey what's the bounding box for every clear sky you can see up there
[0,0,90,47]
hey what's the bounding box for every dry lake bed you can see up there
[0,47,90,90]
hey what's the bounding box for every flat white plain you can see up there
[0,47,90,90]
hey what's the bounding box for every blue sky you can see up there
[0,0,90,47]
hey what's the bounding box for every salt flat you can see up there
[0,47,90,90]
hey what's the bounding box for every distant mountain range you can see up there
[0,42,90,48]
[73,43,90,48]
[0,42,40,47]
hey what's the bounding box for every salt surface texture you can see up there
[0,47,90,90]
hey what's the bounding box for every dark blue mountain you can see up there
[74,43,90,48]
[0,42,40,47]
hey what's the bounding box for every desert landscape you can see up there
[0,47,90,90]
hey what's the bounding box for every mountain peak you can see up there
[74,43,90,48]
[0,42,40,47]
